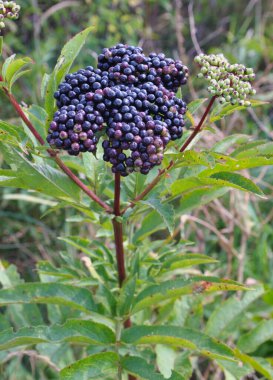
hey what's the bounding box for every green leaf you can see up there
[133,210,164,243]
[209,172,264,197]
[117,276,136,317]
[1,54,16,79]
[187,98,208,114]
[132,277,248,313]
[140,196,175,234]
[216,359,252,380]
[122,326,235,361]
[156,345,176,378]
[24,104,48,142]
[205,285,264,337]
[0,319,115,351]
[199,156,273,177]
[45,27,93,128]
[172,150,216,168]
[178,187,228,214]
[58,236,103,261]
[210,100,268,122]
[160,253,218,272]
[185,98,208,126]
[212,134,251,153]
[0,143,80,201]
[60,352,118,380]
[0,120,21,145]
[0,283,97,313]
[234,141,273,159]
[171,173,264,198]
[3,56,33,91]
[238,319,273,353]
[122,355,186,380]
[234,350,273,380]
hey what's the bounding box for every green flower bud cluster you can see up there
[0,1,20,29]
[194,53,256,106]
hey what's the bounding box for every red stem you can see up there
[113,173,126,287]
[179,95,216,152]
[1,80,111,212]
[120,96,217,215]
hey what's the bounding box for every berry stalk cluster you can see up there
[47,44,188,176]
[195,53,256,106]
[0,1,20,29]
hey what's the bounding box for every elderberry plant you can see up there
[0,22,272,380]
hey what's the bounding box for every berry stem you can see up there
[120,95,217,215]
[0,78,112,213]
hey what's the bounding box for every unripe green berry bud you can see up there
[0,21,5,28]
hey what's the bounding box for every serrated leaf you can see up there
[117,276,136,317]
[60,352,118,380]
[122,326,235,361]
[0,143,80,201]
[0,319,115,351]
[185,98,208,126]
[132,277,248,314]
[160,253,218,272]
[234,351,273,380]
[58,236,102,261]
[0,283,97,313]
[187,98,208,114]
[1,54,16,79]
[205,285,264,337]
[0,120,21,145]
[156,345,176,378]
[178,187,228,214]
[199,156,273,177]
[133,210,164,243]
[209,172,264,197]
[24,104,48,142]
[122,355,186,380]
[234,141,273,159]
[217,359,253,380]
[140,197,175,234]
[212,134,251,153]
[171,173,264,198]
[210,100,268,122]
[238,319,273,353]
[172,150,216,168]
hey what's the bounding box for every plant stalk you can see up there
[120,95,217,214]
[112,173,136,380]
[113,173,126,287]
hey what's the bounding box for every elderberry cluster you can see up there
[47,44,188,176]
[0,1,20,29]
[195,53,256,106]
